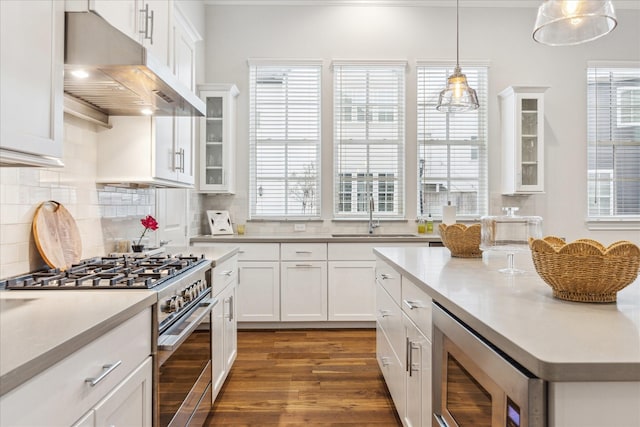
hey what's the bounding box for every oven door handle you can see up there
[158,297,217,352]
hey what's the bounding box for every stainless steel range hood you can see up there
[64,11,205,120]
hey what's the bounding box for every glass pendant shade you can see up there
[533,0,617,46]
[436,0,479,113]
[436,66,479,113]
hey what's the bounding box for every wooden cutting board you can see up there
[32,201,82,271]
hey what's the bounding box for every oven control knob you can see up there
[163,298,174,313]
[182,289,192,302]
[175,296,184,310]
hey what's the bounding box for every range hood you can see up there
[64,11,205,120]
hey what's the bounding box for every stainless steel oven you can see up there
[432,303,545,427]
[157,294,216,427]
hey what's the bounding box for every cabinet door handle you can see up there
[408,341,419,377]
[295,250,312,254]
[148,8,154,44]
[139,4,151,41]
[403,299,422,310]
[378,309,391,318]
[380,356,390,367]
[434,414,450,427]
[85,360,122,387]
[380,273,392,280]
[221,270,233,277]
[294,264,313,267]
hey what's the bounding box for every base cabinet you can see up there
[375,258,432,427]
[73,357,153,427]
[237,261,280,322]
[281,261,328,321]
[328,261,376,321]
[403,314,431,427]
[211,258,238,401]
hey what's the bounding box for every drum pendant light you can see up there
[436,0,479,113]
[532,0,618,46]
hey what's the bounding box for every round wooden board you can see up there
[32,201,82,271]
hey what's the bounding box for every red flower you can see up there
[137,215,159,246]
[141,215,159,231]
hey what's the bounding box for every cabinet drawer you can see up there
[375,259,401,305]
[401,277,432,339]
[376,282,403,359]
[0,309,151,427]
[211,255,238,296]
[236,243,279,261]
[281,243,327,261]
[376,324,404,417]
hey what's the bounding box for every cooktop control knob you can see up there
[182,288,192,302]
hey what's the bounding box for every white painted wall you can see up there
[202,4,640,244]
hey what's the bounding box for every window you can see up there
[333,62,406,218]
[587,64,640,219]
[249,62,321,218]
[417,64,488,219]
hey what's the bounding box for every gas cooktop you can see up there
[0,254,208,290]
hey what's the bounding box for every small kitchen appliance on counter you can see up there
[481,207,542,274]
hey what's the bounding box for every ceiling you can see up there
[203,0,640,9]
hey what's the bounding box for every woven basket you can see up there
[439,223,482,258]
[529,236,640,303]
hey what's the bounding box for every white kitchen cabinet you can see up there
[198,84,240,193]
[238,261,280,322]
[281,261,328,321]
[73,357,153,427]
[499,86,548,195]
[0,309,151,426]
[0,0,64,167]
[97,115,194,187]
[328,261,376,321]
[403,314,431,427]
[210,255,238,401]
[375,257,433,427]
[67,0,171,67]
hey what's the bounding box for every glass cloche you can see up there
[480,207,543,274]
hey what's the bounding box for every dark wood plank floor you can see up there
[205,329,402,427]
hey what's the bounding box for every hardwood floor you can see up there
[205,329,402,427]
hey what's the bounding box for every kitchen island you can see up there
[374,246,640,427]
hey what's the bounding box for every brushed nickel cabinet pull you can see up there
[85,360,122,387]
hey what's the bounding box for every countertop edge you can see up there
[191,235,441,244]
[0,293,156,397]
[209,247,240,266]
[373,248,640,382]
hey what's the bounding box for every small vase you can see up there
[131,244,145,253]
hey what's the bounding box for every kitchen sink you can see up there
[331,233,420,238]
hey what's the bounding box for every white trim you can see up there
[247,58,325,66]
[417,59,491,67]
[587,60,640,69]
[330,59,409,70]
[586,218,640,231]
[174,3,204,42]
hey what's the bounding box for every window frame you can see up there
[248,60,323,220]
[416,61,489,221]
[332,61,407,219]
[586,61,640,229]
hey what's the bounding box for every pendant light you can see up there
[436,0,479,113]
[532,0,617,46]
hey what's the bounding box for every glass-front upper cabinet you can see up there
[499,86,548,195]
[198,84,239,193]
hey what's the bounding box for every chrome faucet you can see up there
[368,194,380,234]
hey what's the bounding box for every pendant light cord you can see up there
[456,0,460,69]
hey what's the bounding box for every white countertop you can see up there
[0,246,238,397]
[0,290,156,396]
[374,246,640,382]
